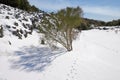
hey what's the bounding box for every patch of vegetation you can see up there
[106,19,120,26]
[5,16,9,19]
[0,0,39,12]
[6,25,11,28]
[0,25,4,38]
[12,29,22,39]
[14,22,19,26]
[39,7,83,51]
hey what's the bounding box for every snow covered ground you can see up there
[0,29,120,80]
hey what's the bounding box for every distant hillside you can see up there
[84,18,106,26]
[77,18,120,30]
[106,19,120,26]
[76,18,106,30]
[0,0,39,12]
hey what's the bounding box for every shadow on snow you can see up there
[10,46,66,72]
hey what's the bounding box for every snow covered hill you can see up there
[0,4,47,54]
[0,3,42,38]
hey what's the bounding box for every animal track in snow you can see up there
[66,59,80,80]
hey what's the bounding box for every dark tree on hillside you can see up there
[0,0,39,12]
[105,19,120,26]
[30,5,39,12]
[19,0,30,11]
[118,19,120,25]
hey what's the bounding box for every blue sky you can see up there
[28,0,120,22]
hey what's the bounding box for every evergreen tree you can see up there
[0,0,39,12]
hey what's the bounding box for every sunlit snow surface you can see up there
[0,29,120,80]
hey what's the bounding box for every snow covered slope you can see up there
[0,4,45,54]
[0,3,39,38]
[0,29,120,80]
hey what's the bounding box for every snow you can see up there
[0,30,41,55]
[0,29,120,80]
[0,3,44,54]
[0,3,120,80]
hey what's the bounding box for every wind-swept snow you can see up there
[0,29,120,80]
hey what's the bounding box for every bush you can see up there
[5,16,9,19]
[12,26,16,29]
[24,30,28,38]
[15,14,20,19]
[22,23,27,29]
[22,17,28,21]
[14,22,19,26]
[20,29,23,34]
[6,25,11,28]
[41,39,45,44]
[0,25,4,38]
[12,29,22,39]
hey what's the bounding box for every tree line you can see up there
[79,18,120,30]
[0,0,39,12]
[77,18,106,30]
[106,19,120,26]
[90,19,120,26]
